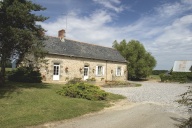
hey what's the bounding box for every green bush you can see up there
[8,67,42,83]
[86,77,96,81]
[57,82,108,101]
[159,73,172,82]
[187,73,192,81]
[67,77,82,84]
[160,72,192,83]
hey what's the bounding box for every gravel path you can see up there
[32,82,192,128]
[103,82,191,117]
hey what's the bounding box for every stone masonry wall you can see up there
[40,54,127,83]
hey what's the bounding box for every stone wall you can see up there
[40,54,127,83]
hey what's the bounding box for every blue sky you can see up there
[32,0,192,70]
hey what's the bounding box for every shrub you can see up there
[57,82,108,101]
[160,72,192,83]
[67,77,82,84]
[177,86,192,127]
[86,77,96,81]
[8,67,42,83]
[187,73,192,81]
[159,73,172,82]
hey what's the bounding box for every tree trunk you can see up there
[0,57,6,87]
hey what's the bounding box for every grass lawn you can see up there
[148,75,160,81]
[0,67,13,71]
[5,68,13,71]
[102,82,142,88]
[0,82,125,128]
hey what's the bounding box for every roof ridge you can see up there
[46,35,58,38]
[46,35,116,50]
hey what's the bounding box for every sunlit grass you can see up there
[0,82,124,128]
[148,75,160,81]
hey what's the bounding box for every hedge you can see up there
[160,72,192,83]
[8,67,42,83]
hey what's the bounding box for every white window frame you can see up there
[116,66,123,76]
[96,65,104,76]
[83,66,89,80]
[53,63,60,80]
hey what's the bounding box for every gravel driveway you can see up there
[32,82,192,128]
[103,82,191,117]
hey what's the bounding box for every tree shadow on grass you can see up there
[8,82,51,89]
[0,82,51,99]
[171,116,192,128]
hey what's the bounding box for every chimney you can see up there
[58,29,65,42]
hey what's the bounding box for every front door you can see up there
[53,63,60,80]
[84,67,89,80]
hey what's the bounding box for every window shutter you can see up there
[102,66,105,76]
[96,66,98,76]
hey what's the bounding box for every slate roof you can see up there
[173,60,192,72]
[44,36,127,63]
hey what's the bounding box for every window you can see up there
[116,66,122,76]
[96,66,104,76]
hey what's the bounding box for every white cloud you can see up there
[39,10,121,46]
[155,2,182,17]
[93,0,125,13]
[39,0,192,70]
[150,14,192,53]
[120,1,192,69]
[182,0,192,4]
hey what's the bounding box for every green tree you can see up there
[0,0,2,7]
[113,40,156,80]
[0,0,48,86]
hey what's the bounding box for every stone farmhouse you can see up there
[40,30,127,82]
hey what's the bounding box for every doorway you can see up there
[84,66,89,80]
[53,63,60,80]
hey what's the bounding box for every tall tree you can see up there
[0,0,48,86]
[113,40,156,80]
